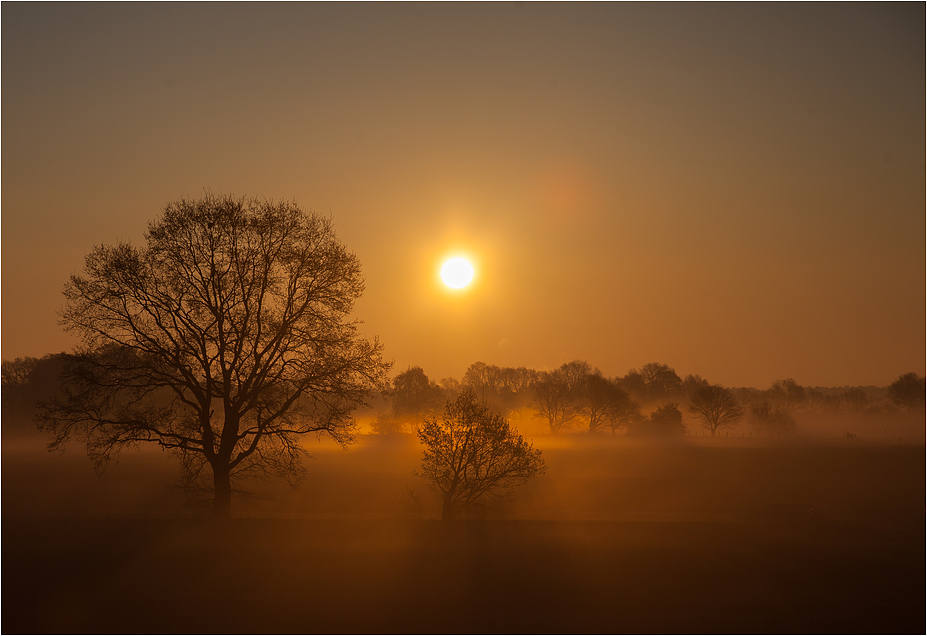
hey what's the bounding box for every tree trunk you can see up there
[441,490,456,522]
[212,462,232,519]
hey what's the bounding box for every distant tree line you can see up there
[366,361,925,438]
[5,356,924,439]
[2,354,67,421]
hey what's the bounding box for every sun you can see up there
[441,257,473,288]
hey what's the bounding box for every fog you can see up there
[4,409,923,632]
[4,417,922,523]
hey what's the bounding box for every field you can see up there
[3,431,924,633]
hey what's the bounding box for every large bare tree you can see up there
[39,194,390,517]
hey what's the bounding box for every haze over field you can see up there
[3,3,924,387]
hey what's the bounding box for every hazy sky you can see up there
[3,3,924,388]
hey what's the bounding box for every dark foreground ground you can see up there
[3,434,924,633]
[3,515,923,634]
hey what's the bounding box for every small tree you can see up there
[370,411,406,435]
[579,372,617,434]
[1,356,40,395]
[498,366,537,397]
[439,376,462,400]
[649,402,686,436]
[841,388,869,413]
[689,384,744,437]
[531,369,579,433]
[390,366,443,432]
[416,390,546,521]
[2,355,69,429]
[38,194,390,518]
[750,402,795,436]
[768,378,806,418]
[462,361,503,403]
[577,373,638,435]
[887,372,925,411]
[628,402,685,436]
[604,388,640,436]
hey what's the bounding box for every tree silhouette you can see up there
[390,366,443,432]
[629,402,686,436]
[38,194,389,518]
[579,372,638,435]
[439,376,463,399]
[1,356,39,395]
[2,356,41,415]
[887,372,925,411]
[461,361,504,411]
[688,384,744,437]
[682,373,710,395]
[604,387,640,436]
[638,362,683,402]
[416,390,546,521]
[498,366,537,396]
[579,372,615,434]
[750,402,795,436]
[531,368,580,433]
[558,359,593,392]
[649,402,686,436]
[768,378,806,418]
[2,354,67,423]
[841,388,869,413]
[462,361,502,401]
[370,411,405,435]
[496,366,538,412]
[461,362,537,414]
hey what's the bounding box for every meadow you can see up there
[3,427,924,633]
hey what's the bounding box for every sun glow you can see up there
[441,258,474,288]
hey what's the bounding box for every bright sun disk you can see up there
[441,258,473,288]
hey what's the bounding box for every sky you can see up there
[2,3,924,389]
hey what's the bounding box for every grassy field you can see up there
[3,431,924,633]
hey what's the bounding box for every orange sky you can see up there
[3,4,924,388]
